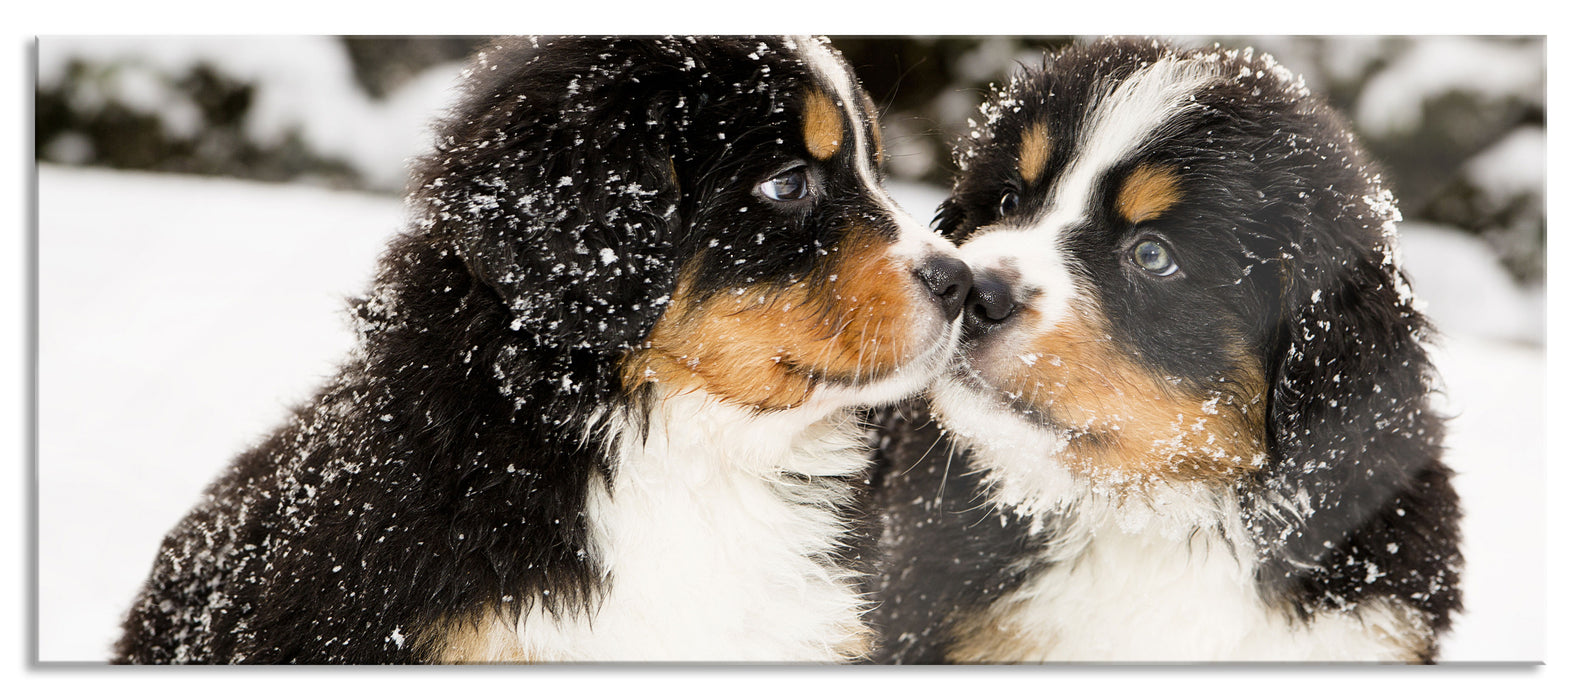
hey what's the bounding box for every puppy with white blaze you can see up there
[864,38,1462,663]
[114,36,970,663]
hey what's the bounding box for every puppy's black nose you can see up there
[916,255,972,320]
[963,272,1017,339]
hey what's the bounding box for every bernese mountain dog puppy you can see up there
[865,37,1462,662]
[114,35,970,663]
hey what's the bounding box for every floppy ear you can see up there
[1246,210,1462,630]
[414,46,685,358]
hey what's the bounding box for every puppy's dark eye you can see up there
[998,191,1019,217]
[758,168,809,202]
[1130,239,1179,277]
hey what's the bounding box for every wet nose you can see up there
[963,271,1018,339]
[915,255,972,320]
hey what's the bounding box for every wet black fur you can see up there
[114,35,890,664]
[866,38,1462,662]
[858,400,1054,663]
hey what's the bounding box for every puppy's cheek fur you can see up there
[977,303,1266,482]
[625,227,919,410]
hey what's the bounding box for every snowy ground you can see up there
[36,166,1543,663]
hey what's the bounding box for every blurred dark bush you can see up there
[340,36,483,99]
[35,35,1544,284]
[36,56,363,186]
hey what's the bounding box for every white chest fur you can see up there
[502,392,872,662]
[955,488,1427,662]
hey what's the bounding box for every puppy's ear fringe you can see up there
[412,41,688,358]
[1263,237,1438,489]
[1250,229,1462,631]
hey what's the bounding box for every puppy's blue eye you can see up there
[758,168,809,201]
[998,191,1019,217]
[1131,239,1179,276]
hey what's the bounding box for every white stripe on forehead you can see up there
[957,54,1221,335]
[1041,54,1219,230]
[796,36,940,257]
[796,37,874,179]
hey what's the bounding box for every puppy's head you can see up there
[412,36,966,419]
[931,39,1438,509]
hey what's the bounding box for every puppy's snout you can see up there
[915,255,972,320]
[963,271,1018,339]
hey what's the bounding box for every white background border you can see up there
[11,1,1570,696]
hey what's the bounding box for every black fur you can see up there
[868,38,1462,661]
[114,35,899,664]
[858,400,1052,664]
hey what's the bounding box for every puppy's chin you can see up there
[926,371,1089,516]
[928,364,1069,457]
[808,315,964,412]
[926,336,1113,516]
[927,310,1073,447]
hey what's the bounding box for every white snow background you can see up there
[35,36,1545,663]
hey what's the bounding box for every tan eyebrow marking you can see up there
[803,90,844,160]
[1019,125,1052,184]
[1115,163,1183,223]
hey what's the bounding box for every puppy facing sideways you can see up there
[115,36,971,663]
[866,38,1462,663]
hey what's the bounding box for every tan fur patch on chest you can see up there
[418,613,528,664]
[947,596,1049,663]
